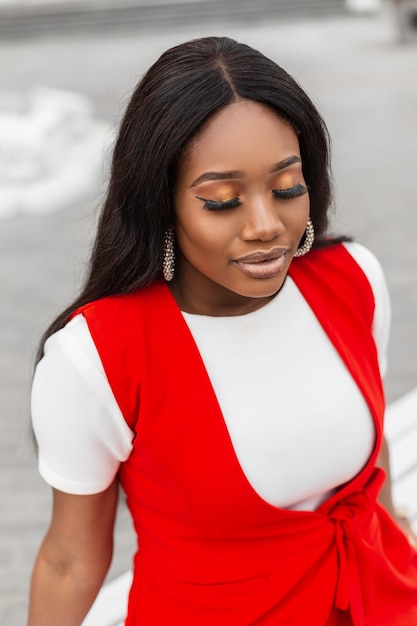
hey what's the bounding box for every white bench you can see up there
[81,571,132,626]
[82,387,417,626]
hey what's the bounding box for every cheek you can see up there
[297,195,310,225]
[176,211,232,252]
[175,219,220,261]
[281,196,310,234]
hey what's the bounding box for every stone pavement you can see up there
[1,5,417,624]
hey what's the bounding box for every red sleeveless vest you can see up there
[75,245,417,625]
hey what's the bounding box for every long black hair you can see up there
[37,36,335,358]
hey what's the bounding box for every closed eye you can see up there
[195,196,242,211]
[272,183,309,200]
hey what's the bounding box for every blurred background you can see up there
[1,1,416,624]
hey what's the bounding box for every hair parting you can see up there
[36,36,342,361]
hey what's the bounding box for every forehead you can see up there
[181,100,300,177]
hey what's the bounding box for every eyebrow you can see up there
[190,155,301,188]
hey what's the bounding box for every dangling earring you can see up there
[294,218,314,257]
[163,229,175,281]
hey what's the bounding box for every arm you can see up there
[376,436,396,515]
[376,436,417,545]
[27,479,119,626]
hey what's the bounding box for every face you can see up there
[171,100,310,316]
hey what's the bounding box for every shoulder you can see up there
[32,315,133,495]
[291,241,377,298]
[43,313,101,368]
[342,242,390,327]
[290,242,389,330]
[73,282,167,320]
[40,314,112,394]
[302,241,387,301]
[342,241,387,294]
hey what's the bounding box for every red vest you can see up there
[75,245,417,625]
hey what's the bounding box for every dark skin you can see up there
[170,101,309,317]
[27,100,414,626]
[26,441,413,626]
[377,437,417,544]
[27,480,118,626]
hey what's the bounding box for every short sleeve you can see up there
[343,242,391,378]
[31,314,134,495]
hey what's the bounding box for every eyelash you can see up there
[195,196,242,211]
[272,183,309,200]
[196,183,309,212]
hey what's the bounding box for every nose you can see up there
[239,197,285,242]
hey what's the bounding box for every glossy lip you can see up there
[234,247,289,279]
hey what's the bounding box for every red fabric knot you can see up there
[327,486,378,625]
[332,515,364,624]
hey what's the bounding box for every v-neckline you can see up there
[160,257,383,520]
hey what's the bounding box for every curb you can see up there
[0,0,347,38]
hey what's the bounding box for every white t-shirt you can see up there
[31,242,390,510]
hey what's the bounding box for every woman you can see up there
[28,37,417,625]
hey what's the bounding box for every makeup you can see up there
[234,248,289,279]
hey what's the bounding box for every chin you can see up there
[237,276,287,300]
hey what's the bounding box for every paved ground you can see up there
[1,4,417,624]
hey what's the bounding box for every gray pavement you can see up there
[1,5,417,625]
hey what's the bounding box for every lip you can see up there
[234,247,289,279]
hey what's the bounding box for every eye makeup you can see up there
[195,196,242,211]
[272,183,309,200]
[195,181,308,211]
